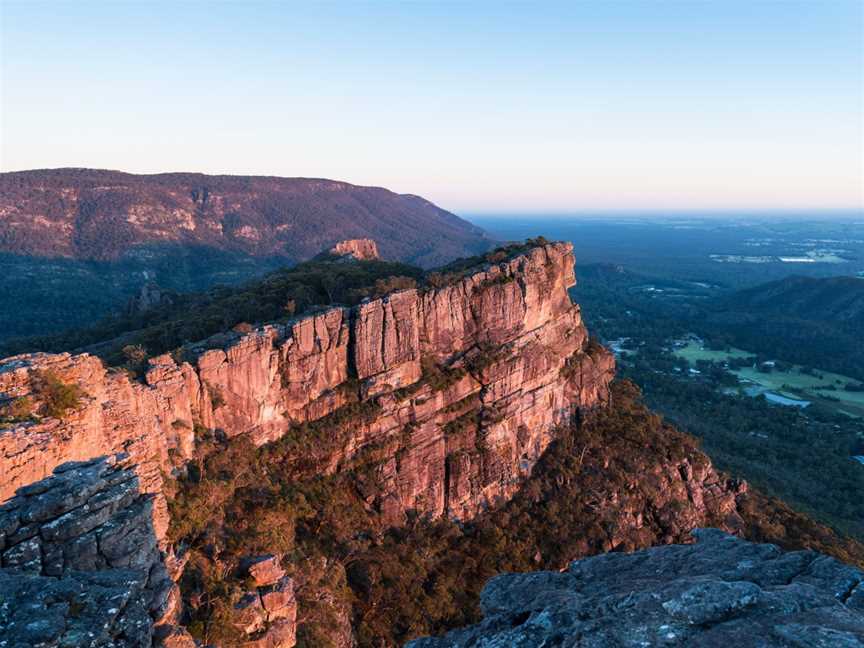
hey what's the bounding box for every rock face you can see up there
[127,282,175,315]
[1,242,615,529]
[329,238,381,261]
[408,529,864,648]
[0,455,185,647]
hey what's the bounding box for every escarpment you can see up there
[3,241,863,646]
[0,242,614,530]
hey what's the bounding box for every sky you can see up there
[1,1,862,213]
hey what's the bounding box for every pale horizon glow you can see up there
[1,1,862,213]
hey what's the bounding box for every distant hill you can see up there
[0,168,489,266]
[718,275,864,327]
[707,275,864,382]
[0,169,491,339]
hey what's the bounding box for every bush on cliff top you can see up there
[30,370,85,419]
[1,238,557,367]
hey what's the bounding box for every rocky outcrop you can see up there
[0,455,188,647]
[408,529,864,648]
[0,242,614,529]
[329,238,380,261]
[233,557,297,648]
[127,282,175,315]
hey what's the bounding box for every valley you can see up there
[473,215,864,539]
[2,210,864,646]
[672,338,864,418]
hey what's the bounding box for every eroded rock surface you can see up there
[407,529,864,648]
[0,455,187,647]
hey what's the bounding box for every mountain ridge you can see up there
[0,167,489,265]
[0,168,492,341]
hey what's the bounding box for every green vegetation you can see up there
[0,258,426,364]
[30,370,86,419]
[673,341,864,417]
[624,350,864,538]
[425,237,550,288]
[206,383,226,410]
[0,396,35,424]
[673,341,752,364]
[420,356,467,393]
[571,262,864,540]
[1,238,557,368]
[464,342,506,376]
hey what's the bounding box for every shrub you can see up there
[122,344,149,376]
[465,342,505,375]
[30,370,85,419]
[421,356,467,392]
[207,382,226,409]
[0,396,35,424]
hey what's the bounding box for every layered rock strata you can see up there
[0,242,614,531]
[408,529,864,647]
[0,455,187,647]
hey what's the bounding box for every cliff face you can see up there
[0,242,615,535]
[408,529,864,648]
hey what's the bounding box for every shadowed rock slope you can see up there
[408,529,864,648]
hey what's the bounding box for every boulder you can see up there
[244,554,286,587]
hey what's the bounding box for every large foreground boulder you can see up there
[0,455,188,647]
[408,529,864,647]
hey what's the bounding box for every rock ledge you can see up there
[408,529,864,647]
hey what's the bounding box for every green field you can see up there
[673,341,864,418]
[673,341,752,364]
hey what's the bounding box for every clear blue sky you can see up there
[1,1,862,212]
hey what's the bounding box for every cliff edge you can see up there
[408,529,864,648]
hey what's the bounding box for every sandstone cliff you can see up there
[0,241,614,535]
[408,529,864,647]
